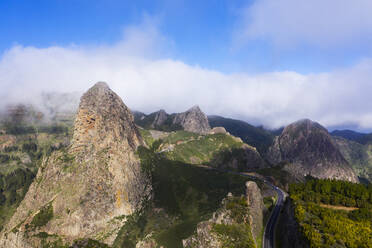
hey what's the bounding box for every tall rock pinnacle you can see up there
[1,82,151,247]
[72,81,143,152]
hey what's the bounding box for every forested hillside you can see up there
[289,179,372,248]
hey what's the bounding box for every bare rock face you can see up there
[173,105,211,134]
[1,82,152,247]
[150,109,168,128]
[267,119,358,182]
[245,181,264,246]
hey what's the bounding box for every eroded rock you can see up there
[1,82,152,247]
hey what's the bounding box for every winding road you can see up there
[198,168,286,248]
[236,173,286,248]
[262,183,285,248]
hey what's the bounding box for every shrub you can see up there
[31,203,53,228]
[212,223,256,248]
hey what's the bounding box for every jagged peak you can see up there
[187,105,202,113]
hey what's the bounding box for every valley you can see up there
[0,83,370,248]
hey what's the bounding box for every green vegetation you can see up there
[162,130,199,144]
[256,165,298,190]
[3,123,69,135]
[0,122,72,230]
[135,112,183,132]
[0,168,35,231]
[30,203,54,228]
[138,128,155,147]
[290,179,372,248]
[213,224,256,248]
[290,178,372,208]
[208,115,274,155]
[72,239,109,248]
[212,196,256,248]
[162,131,245,167]
[333,137,372,182]
[115,145,250,248]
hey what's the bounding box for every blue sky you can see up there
[2,0,370,73]
[0,0,245,71]
[2,0,372,131]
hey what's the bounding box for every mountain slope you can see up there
[267,119,358,182]
[151,129,266,171]
[331,130,372,144]
[333,136,372,182]
[1,82,151,247]
[208,115,274,155]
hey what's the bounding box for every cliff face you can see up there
[1,82,152,247]
[267,119,358,182]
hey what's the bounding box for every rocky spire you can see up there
[72,81,143,152]
[2,82,151,246]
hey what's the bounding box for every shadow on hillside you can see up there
[113,146,251,248]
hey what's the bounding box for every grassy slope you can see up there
[208,116,274,155]
[113,146,251,248]
[163,131,245,165]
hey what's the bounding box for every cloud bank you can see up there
[1,19,372,130]
[239,0,372,48]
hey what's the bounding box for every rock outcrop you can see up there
[245,181,264,245]
[150,109,168,128]
[183,181,264,248]
[209,127,228,135]
[134,106,211,134]
[172,106,211,134]
[0,82,152,247]
[267,119,358,182]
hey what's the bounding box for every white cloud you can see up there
[238,0,372,48]
[1,20,372,130]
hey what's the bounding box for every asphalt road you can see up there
[235,172,286,248]
[262,183,285,248]
[193,168,286,248]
